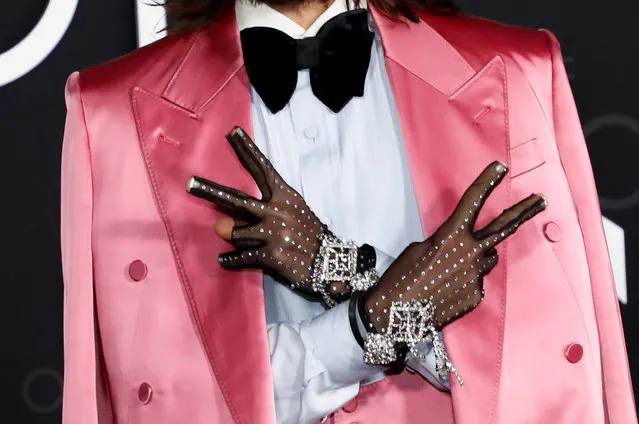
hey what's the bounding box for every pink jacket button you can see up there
[343,397,358,413]
[565,343,584,363]
[543,222,562,242]
[138,383,153,404]
[128,260,148,282]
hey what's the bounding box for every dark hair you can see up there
[163,0,458,35]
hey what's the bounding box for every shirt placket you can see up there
[289,70,336,228]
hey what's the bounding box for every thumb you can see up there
[215,217,235,241]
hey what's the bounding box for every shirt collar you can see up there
[235,0,368,39]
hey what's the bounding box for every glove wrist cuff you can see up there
[362,298,463,386]
[309,233,379,308]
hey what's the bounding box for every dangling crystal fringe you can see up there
[410,322,463,387]
[430,326,463,387]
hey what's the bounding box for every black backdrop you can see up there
[1,0,637,422]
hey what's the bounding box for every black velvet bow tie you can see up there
[240,9,374,113]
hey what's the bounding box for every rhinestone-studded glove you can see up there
[361,162,547,381]
[187,127,378,306]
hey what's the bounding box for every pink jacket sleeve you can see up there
[542,29,637,423]
[60,72,113,424]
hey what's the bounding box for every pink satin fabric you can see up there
[60,6,636,424]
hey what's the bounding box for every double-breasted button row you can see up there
[129,262,152,403]
[542,221,584,364]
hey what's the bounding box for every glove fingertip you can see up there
[218,253,241,269]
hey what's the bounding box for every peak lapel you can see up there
[373,9,512,424]
[131,11,276,424]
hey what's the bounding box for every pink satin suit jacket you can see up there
[60,6,637,424]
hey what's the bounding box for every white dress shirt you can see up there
[236,1,450,422]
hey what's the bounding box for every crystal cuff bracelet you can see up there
[309,233,379,307]
[362,299,463,386]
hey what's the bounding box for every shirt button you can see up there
[128,260,148,282]
[138,383,153,404]
[543,222,562,243]
[565,343,584,363]
[303,127,318,140]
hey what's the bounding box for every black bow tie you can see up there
[240,9,374,113]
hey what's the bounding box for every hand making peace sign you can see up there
[364,161,547,332]
[187,127,371,301]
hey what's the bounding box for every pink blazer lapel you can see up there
[373,9,512,424]
[131,12,276,424]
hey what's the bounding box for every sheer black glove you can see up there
[365,161,547,331]
[187,127,377,305]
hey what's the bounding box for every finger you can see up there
[477,248,499,275]
[226,127,280,200]
[436,279,485,327]
[475,194,542,239]
[218,249,262,270]
[452,161,508,230]
[187,175,263,215]
[230,224,266,249]
[215,217,235,240]
[479,193,548,247]
[450,272,486,306]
